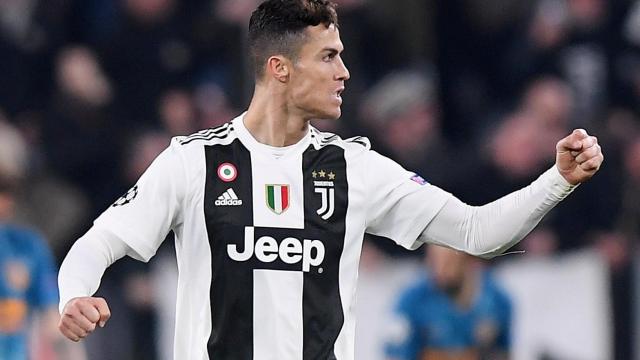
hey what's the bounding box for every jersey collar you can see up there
[233,112,312,160]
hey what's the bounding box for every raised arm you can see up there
[421,129,603,258]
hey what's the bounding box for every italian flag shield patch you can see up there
[265,184,290,214]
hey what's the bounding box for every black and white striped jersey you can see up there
[94,113,452,359]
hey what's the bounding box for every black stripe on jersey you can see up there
[205,139,254,359]
[301,144,348,360]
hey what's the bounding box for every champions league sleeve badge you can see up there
[410,174,428,185]
[112,185,139,207]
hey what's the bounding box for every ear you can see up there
[266,55,290,83]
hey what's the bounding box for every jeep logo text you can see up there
[227,227,325,272]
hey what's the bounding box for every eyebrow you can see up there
[320,47,343,55]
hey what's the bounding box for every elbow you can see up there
[463,233,520,259]
[461,217,525,259]
[465,247,502,259]
[464,240,522,259]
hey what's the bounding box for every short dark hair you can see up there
[248,0,338,79]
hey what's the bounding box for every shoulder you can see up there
[164,122,240,169]
[174,121,238,148]
[309,127,371,154]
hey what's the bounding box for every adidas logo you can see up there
[215,188,243,206]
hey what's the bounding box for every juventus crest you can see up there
[312,169,335,220]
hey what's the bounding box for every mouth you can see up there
[334,87,345,103]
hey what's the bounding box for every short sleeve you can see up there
[93,139,186,261]
[364,151,451,250]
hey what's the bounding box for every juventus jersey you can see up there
[94,113,452,360]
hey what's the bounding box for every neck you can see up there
[244,84,310,147]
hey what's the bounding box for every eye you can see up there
[323,53,337,62]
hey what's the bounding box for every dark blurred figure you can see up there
[42,46,123,219]
[435,0,531,143]
[520,76,573,150]
[385,245,511,360]
[437,0,628,142]
[187,0,259,110]
[612,0,640,120]
[334,0,438,123]
[123,131,172,184]
[158,88,198,136]
[504,0,626,128]
[98,0,194,125]
[359,69,459,187]
[460,76,615,253]
[193,82,239,129]
[0,0,72,114]
[595,125,640,360]
[157,84,238,137]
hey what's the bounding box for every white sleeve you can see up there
[421,166,577,258]
[58,227,135,313]
[364,150,452,250]
[92,138,187,261]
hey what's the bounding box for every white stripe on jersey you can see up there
[253,269,304,359]
[250,153,304,230]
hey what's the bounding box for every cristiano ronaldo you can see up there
[57,1,604,359]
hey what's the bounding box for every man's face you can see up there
[426,245,467,295]
[287,24,350,120]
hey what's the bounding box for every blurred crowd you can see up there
[1,0,640,359]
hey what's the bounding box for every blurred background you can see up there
[0,0,638,359]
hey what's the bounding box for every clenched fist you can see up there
[58,297,111,342]
[556,129,604,185]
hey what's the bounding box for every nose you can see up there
[335,56,350,81]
